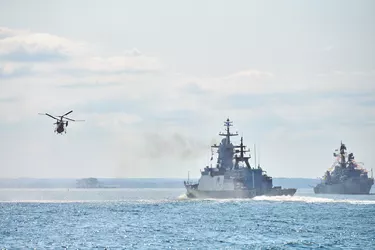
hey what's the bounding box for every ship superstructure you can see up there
[314,141,374,194]
[184,118,296,199]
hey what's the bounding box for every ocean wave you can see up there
[252,195,375,204]
[176,194,375,205]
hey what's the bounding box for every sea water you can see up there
[0,188,374,249]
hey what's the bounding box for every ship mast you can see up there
[211,118,239,169]
[339,141,347,167]
[219,118,238,144]
[234,136,251,168]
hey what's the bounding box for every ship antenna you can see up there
[240,136,244,159]
[254,144,257,168]
[258,144,261,167]
[219,118,238,144]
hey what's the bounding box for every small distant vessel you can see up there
[184,118,296,199]
[76,178,102,188]
[314,141,374,194]
[76,178,117,188]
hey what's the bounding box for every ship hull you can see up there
[314,179,374,195]
[185,186,257,199]
[263,188,297,196]
[185,185,296,199]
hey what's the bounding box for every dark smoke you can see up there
[143,132,210,160]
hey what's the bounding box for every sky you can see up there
[0,0,374,179]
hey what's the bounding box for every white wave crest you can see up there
[252,195,375,204]
[177,193,188,200]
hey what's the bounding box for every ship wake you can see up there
[252,195,375,204]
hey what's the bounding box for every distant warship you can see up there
[184,118,297,199]
[314,142,374,194]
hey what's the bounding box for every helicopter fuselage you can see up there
[39,110,82,135]
[55,121,65,134]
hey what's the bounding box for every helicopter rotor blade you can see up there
[39,113,59,120]
[62,110,73,117]
[62,117,85,122]
[63,117,75,122]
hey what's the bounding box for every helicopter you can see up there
[38,110,84,134]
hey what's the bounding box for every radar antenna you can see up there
[234,136,251,168]
[218,118,238,144]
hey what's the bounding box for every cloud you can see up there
[0,27,21,38]
[67,54,162,74]
[0,27,165,122]
[2,25,373,125]
[0,39,164,125]
[185,70,275,96]
[183,68,375,98]
[0,27,86,61]
[180,82,208,95]
[0,26,162,75]
[0,62,33,78]
[88,112,143,129]
[123,48,142,57]
[0,96,18,103]
[318,70,375,77]
[1,25,375,179]
[226,70,274,78]
[228,91,375,126]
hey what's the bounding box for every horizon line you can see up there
[0,177,320,180]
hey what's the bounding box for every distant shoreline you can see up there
[0,177,320,189]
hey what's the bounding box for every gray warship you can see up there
[184,118,297,199]
[314,141,374,194]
